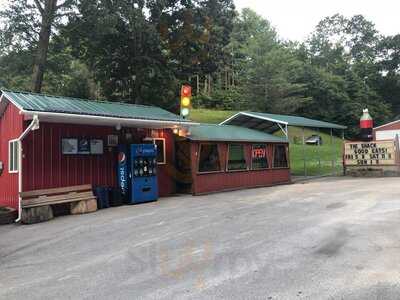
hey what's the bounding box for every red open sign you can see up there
[252,148,266,158]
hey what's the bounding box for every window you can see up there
[153,138,166,164]
[227,144,247,171]
[8,140,19,173]
[273,144,288,168]
[198,144,221,173]
[144,138,166,164]
[252,144,268,169]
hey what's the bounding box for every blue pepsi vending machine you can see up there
[129,144,158,204]
[117,144,131,202]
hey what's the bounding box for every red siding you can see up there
[21,123,175,197]
[190,141,291,195]
[0,103,24,209]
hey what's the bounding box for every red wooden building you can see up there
[0,90,291,219]
[181,124,290,194]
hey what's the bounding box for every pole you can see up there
[287,125,291,173]
[302,127,306,177]
[331,128,334,174]
[318,127,321,175]
[342,129,345,175]
[285,124,288,139]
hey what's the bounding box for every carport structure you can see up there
[220,111,347,177]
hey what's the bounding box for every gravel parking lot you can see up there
[1,177,400,299]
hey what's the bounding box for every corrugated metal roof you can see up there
[222,111,347,130]
[246,112,347,129]
[1,90,190,123]
[186,124,288,143]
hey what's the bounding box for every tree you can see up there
[0,0,76,92]
[65,0,177,106]
[375,35,400,115]
[227,9,310,113]
[149,0,236,79]
[300,14,394,135]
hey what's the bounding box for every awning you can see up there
[220,111,346,135]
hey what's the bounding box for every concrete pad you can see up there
[1,177,400,299]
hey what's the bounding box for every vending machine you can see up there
[117,144,131,202]
[130,144,158,204]
[117,143,159,204]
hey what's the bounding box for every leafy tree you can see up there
[0,0,77,92]
[227,9,310,114]
[65,0,177,106]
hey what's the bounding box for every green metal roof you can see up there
[246,112,346,129]
[221,111,346,133]
[1,90,190,123]
[186,124,287,143]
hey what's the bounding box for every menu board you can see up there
[62,138,104,155]
[344,141,397,166]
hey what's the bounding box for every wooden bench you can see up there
[20,185,97,224]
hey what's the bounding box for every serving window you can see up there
[251,144,269,169]
[273,144,289,168]
[198,143,221,173]
[227,144,247,171]
[144,138,166,164]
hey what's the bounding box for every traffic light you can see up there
[180,85,192,118]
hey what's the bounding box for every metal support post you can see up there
[330,128,334,175]
[302,127,306,177]
[318,127,321,174]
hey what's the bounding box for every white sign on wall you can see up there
[90,139,104,154]
[62,138,78,154]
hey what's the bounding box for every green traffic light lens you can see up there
[181,108,189,116]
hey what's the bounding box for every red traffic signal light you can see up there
[181,85,192,97]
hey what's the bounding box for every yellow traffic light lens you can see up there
[181,108,190,116]
[181,97,191,107]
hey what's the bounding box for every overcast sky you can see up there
[235,0,400,41]
[0,0,398,42]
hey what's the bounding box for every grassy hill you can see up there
[276,127,344,176]
[191,109,344,176]
[190,109,237,124]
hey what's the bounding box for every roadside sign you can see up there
[344,141,397,166]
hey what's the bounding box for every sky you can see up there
[0,0,398,42]
[235,0,400,41]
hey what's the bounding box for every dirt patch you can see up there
[326,202,346,210]
[315,228,349,257]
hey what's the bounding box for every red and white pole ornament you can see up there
[360,108,373,141]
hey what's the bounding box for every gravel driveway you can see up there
[1,177,400,299]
